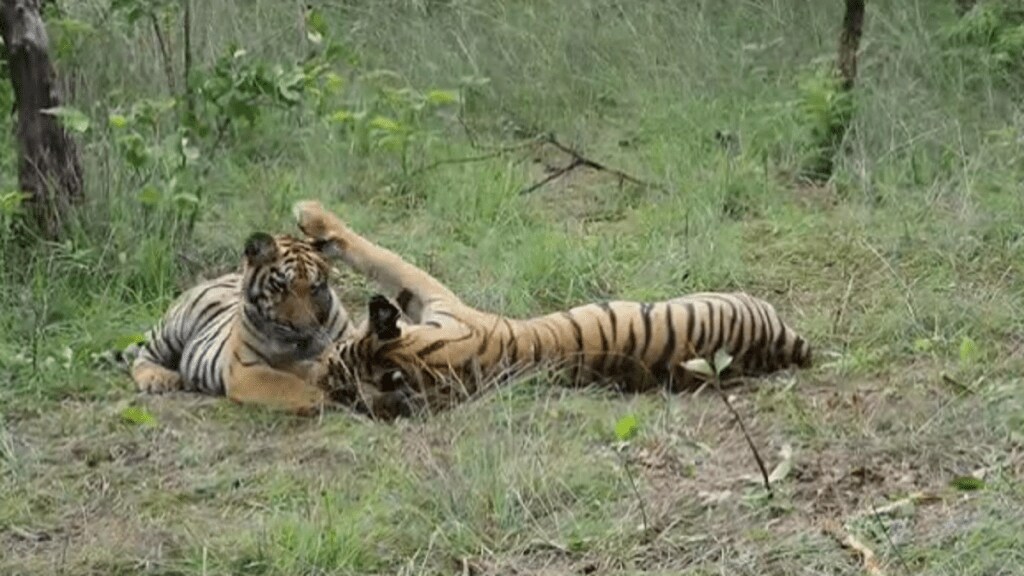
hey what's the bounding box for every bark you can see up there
[0,0,83,239]
[837,0,865,92]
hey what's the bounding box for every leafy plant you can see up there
[793,59,856,180]
[942,1,1024,80]
[120,404,157,427]
[95,2,463,239]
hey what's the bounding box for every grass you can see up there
[2,0,1024,574]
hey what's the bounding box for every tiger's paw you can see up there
[133,364,184,394]
[293,200,346,241]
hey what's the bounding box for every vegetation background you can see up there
[1,0,1023,574]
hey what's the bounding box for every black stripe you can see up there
[654,303,677,371]
[639,303,654,360]
[204,335,230,392]
[531,327,543,364]
[502,318,518,366]
[241,338,274,366]
[417,331,474,359]
[625,317,637,357]
[396,289,414,312]
[712,297,729,352]
[696,300,714,353]
[425,321,442,328]
[724,298,741,352]
[684,301,698,353]
[539,320,562,357]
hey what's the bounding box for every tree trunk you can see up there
[802,0,865,182]
[0,0,83,239]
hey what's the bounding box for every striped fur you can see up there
[293,201,812,419]
[122,232,353,414]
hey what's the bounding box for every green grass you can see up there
[2,0,1024,574]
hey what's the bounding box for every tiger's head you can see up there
[240,232,349,365]
[326,294,469,417]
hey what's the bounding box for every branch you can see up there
[711,377,773,497]
[519,133,670,195]
[148,11,174,93]
[409,137,544,177]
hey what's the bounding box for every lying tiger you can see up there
[121,231,353,415]
[293,200,813,420]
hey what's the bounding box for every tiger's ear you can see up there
[368,294,401,341]
[243,232,279,266]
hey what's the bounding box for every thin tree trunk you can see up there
[0,0,83,239]
[802,0,865,182]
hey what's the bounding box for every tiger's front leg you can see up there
[225,363,335,416]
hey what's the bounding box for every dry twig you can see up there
[710,381,773,496]
[824,519,885,575]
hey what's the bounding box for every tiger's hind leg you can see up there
[132,360,184,394]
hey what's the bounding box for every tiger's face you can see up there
[328,295,452,410]
[241,232,341,363]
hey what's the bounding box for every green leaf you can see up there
[306,8,328,36]
[369,116,402,132]
[120,405,156,427]
[112,332,146,350]
[682,357,714,377]
[108,113,129,129]
[425,89,459,105]
[713,349,734,375]
[959,336,978,364]
[323,72,344,94]
[138,185,161,206]
[328,110,353,124]
[913,338,933,353]
[172,192,199,207]
[0,191,29,215]
[614,414,638,442]
[41,106,90,133]
[950,476,985,491]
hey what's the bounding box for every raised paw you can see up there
[292,200,345,241]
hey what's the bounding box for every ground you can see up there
[1,1,1023,574]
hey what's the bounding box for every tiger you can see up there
[292,200,813,420]
[119,231,353,415]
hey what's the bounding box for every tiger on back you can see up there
[122,232,353,415]
[293,200,812,419]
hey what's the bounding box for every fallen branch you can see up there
[409,136,544,177]
[520,133,669,195]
